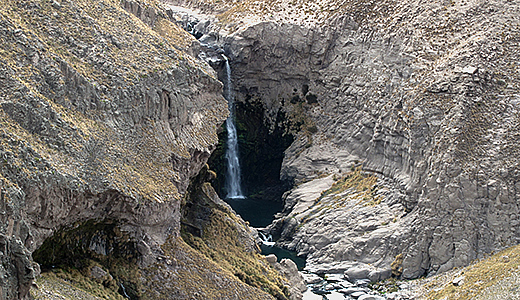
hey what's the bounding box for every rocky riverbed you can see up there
[301,271,415,300]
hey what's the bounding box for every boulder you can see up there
[351,291,368,298]
[452,276,465,286]
[90,266,108,279]
[302,272,323,284]
[265,254,278,264]
[344,266,370,281]
[358,295,386,300]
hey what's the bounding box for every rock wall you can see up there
[169,0,520,280]
[0,0,287,298]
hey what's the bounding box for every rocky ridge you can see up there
[166,0,520,284]
[0,0,295,299]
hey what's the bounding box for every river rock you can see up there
[340,262,392,283]
[344,266,370,281]
[358,295,386,300]
[302,272,323,284]
[266,254,278,264]
[355,279,371,288]
[339,281,355,288]
[370,267,392,282]
[351,291,368,298]
[325,273,344,282]
[342,287,368,295]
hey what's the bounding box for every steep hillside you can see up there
[166,0,520,282]
[413,243,520,299]
[0,0,292,299]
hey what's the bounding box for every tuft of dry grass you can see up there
[316,166,380,206]
[31,269,124,300]
[417,244,520,300]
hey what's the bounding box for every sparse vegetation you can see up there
[0,0,227,204]
[180,174,291,299]
[32,269,124,300]
[151,236,275,300]
[316,166,380,205]
[417,244,520,300]
[181,211,290,299]
[391,254,403,277]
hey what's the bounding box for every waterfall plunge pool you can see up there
[211,54,306,271]
[225,195,306,270]
[225,196,305,269]
[224,196,282,228]
[260,244,306,270]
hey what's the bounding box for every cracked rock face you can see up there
[168,0,520,280]
[0,0,231,298]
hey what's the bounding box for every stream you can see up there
[220,51,307,272]
[217,48,412,300]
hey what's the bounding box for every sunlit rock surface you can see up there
[0,0,286,299]
[167,0,520,281]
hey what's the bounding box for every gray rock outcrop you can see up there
[266,255,307,300]
[0,0,280,299]
[168,0,520,280]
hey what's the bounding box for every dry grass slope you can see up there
[32,270,125,300]
[415,244,520,300]
[182,209,290,299]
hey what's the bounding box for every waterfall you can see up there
[223,57,245,199]
[259,232,275,247]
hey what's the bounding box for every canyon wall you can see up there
[2,0,520,297]
[0,0,290,299]
[169,0,520,280]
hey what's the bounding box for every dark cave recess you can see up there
[207,99,294,226]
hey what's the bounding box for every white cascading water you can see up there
[223,57,245,199]
[259,232,275,247]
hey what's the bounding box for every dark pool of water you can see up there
[224,196,307,270]
[224,197,283,228]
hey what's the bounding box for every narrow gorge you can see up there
[1,0,519,299]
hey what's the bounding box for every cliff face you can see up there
[0,0,287,299]
[167,0,520,280]
[3,0,520,297]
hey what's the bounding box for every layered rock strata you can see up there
[0,0,290,299]
[167,0,520,280]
